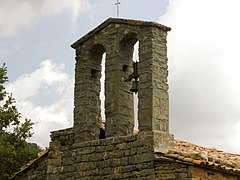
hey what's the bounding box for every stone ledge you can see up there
[73,134,139,148]
[50,128,73,139]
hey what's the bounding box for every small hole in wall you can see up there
[123,65,128,72]
[91,69,100,78]
[99,127,106,139]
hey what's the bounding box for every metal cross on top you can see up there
[115,0,120,18]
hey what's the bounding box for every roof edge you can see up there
[71,18,171,49]
[154,152,240,176]
[10,149,49,179]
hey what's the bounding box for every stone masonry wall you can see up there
[191,166,239,180]
[12,128,74,180]
[73,131,157,179]
[49,129,159,179]
[155,161,191,179]
[14,128,161,179]
[14,128,240,180]
[155,161,240,180]
[47,128,74,179]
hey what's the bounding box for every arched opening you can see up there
[99,52,106,139]
[119,33,139,134]
[88,44,106,139]
[100,53,106,122]
[89,44,105,81]
[133,41,139,131]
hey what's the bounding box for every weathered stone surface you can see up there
[14,126,240,179]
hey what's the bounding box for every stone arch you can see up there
[88,44,105,79]
[120,32,138,51]
[119,32,138,88]
[89,44,105,60]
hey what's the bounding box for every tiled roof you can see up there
[162,140,240,174]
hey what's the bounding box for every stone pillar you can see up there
[73,44,104,143]
[138,27,173,152]
[105,28,135,137]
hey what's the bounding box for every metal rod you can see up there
[115,0,120,18]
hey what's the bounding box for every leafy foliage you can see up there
[0,64,41,179]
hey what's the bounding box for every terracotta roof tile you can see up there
[192,159,203,165]
[163,140,240,174]
[166,153,181,159]
[182,157,193,163]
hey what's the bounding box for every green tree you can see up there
[0,64,40,179]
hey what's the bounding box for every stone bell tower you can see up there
[71,18,173,151]
[12,18,240,180]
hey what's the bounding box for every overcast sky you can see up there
[1,0,240,153]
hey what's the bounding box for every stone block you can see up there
[153,131,173,153]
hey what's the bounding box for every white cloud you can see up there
[0,0,92,38]
[6,60,74,148]
[7,60,68,101]
[159,0,240,153]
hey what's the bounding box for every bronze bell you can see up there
[130,80,138,93]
